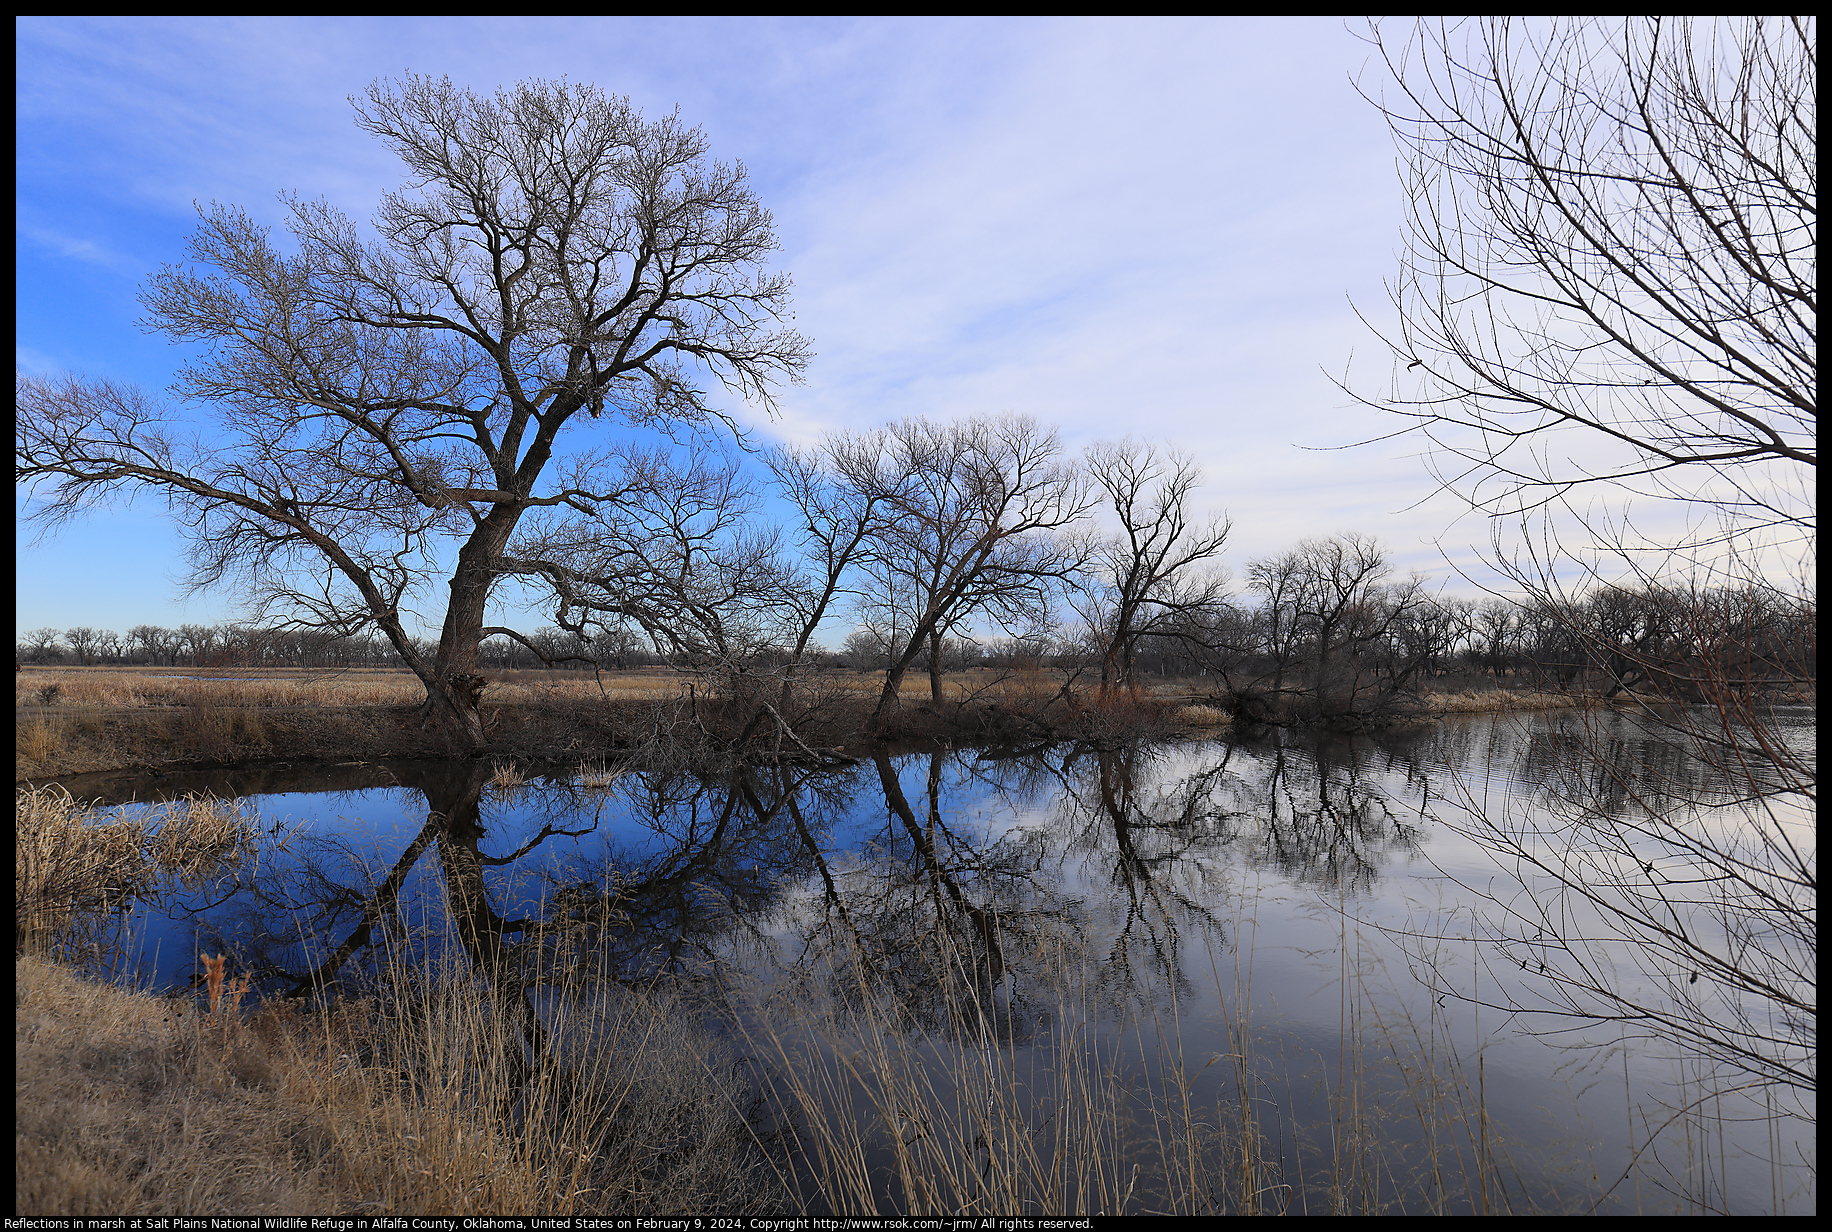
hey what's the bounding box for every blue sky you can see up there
[18,15,1527,641]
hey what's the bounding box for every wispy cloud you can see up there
[16,15,1548,632]
[16,223,138,270]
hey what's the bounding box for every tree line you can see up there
[20,477,1812,728]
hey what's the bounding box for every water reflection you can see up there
[53,708,1811,1214]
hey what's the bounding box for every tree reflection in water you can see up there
[125,715,1802,1211]
[199,733,1429,1135]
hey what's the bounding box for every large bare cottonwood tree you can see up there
[16,75,809,750]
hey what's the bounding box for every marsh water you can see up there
[55,707,1814,1215]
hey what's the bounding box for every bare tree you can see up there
[1469,598,1520,677]
[176,622,219,667]
[62,626,104,666]
[124,625,167,666]
[763,443,893,705]
[17,75,809,750]
[94,628,125,664]
[841,626,894,672]
[1352,17,1814,552]
[1243,534,1429,725]
[831,416,1091,718]
[505,446,789,669]
[1356,17,1816,1122]
[20,627,64,665]
[1074,440,1232,699]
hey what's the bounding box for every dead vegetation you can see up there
[16,786,262,971]
[15,952,783,1216]
[15,666,1584,783]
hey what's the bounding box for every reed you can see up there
[17,946,790,1214]
[18,906,1591,1216]
[574,760,624,790]
[17,716,70,763]
[722,900,1590,1217]
[1424,689,1573,714]
[15,787,261,970]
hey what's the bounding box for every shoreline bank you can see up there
[16,681,1592,784]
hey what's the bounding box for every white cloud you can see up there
[18,16,1584,632]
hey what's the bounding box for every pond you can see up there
[47,707,1815,1216]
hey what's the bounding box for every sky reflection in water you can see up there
[68,707,1814,1215]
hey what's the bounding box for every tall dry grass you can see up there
[15,779,788,1216]
[741,961,1241,1214]
[17,716,71,765]
[16,787,262,971]
[19,667,1593,722]
[15,668,424,710]
[733,921,1569,1217]
[13,666,781,711]
[18,902,1577,1215]
[16,946,788,1215]
[1425,689,1574,715]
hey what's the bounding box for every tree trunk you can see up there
[421,673,490,750]
[875,660,910,720]
[874,625,930,720]
[928,630,946,702]
[418,522,515,753]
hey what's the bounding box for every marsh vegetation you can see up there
[17,707,1814,1216]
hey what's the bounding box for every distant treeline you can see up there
[20,574,1812,716]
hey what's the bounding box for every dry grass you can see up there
[15,952,533,1215]
[16,787,263,969]
[17,716,69,764]
[1424,690,1573,715]
[1175,704,1233,728]
[15,665,863,710]
[15,949,787,1216]
[19,668,1590,721]
[574,760,624,790]
[743,960,1239,1214]
[16,667,428,710]
[734,927,1562,1218]
[13,666,1098,779]
[15,776,787,1216]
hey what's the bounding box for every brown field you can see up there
[15,663,1100,712]
[13,664,1104,781]
[16,664,1586,783]
[1422,687,1577,714]
[15,948,783,1216]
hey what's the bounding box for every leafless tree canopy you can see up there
[1241,533,1431,725]
[1073,440,1231,698]
[828,416,1092,717]
[17,75,810,749]
[1354,17,1814,547]
[1355,18,1816,1112]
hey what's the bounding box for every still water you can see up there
[58,707,1814,1215]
